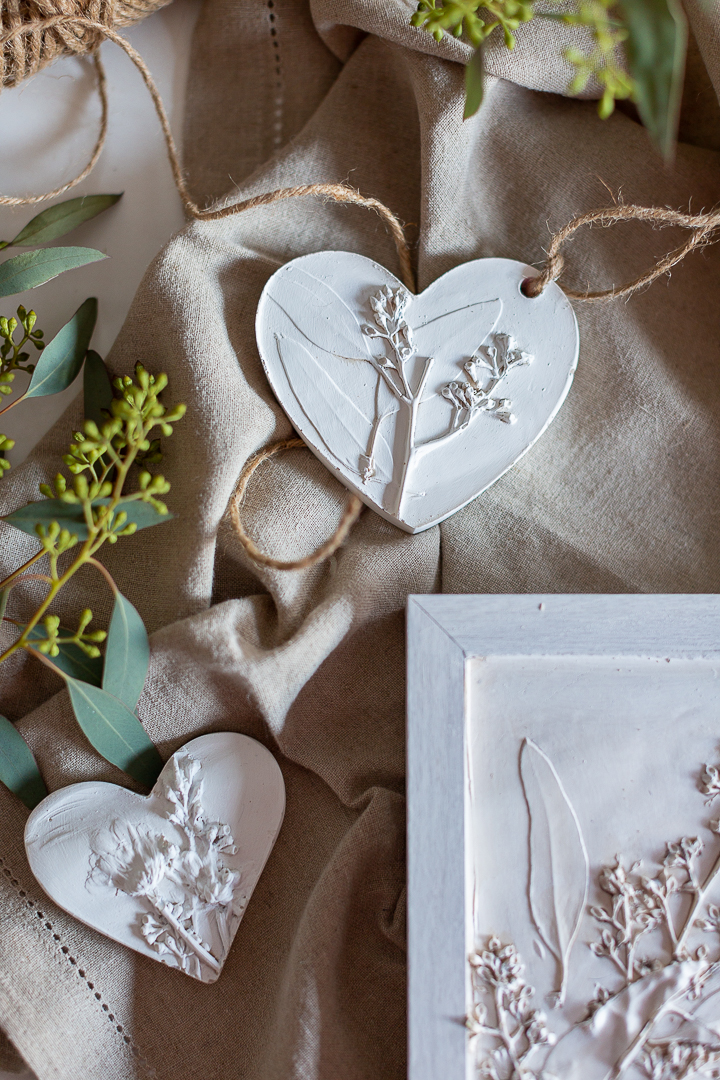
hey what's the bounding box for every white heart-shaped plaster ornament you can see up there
[24,733,285,983]
[256,253,579,533]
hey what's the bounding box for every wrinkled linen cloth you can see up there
[2,0,720,1076]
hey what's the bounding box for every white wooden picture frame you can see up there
[406,594,720,1080]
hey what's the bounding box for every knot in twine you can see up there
[523,202,720,302]
[4,19,720,566]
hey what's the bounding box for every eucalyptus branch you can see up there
[0,306,45,420]
[0,362,185,670]
[0,549,48,592]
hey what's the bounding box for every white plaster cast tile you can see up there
[256,253,579,533]
[24,733,285,983]
[467,655,720,1079]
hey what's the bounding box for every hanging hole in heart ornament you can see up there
[256,253,579,534]
[520,276,544,298]
[24,733,285,983]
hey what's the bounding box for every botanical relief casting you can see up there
[471,741,720,1079]
[92,752,246,981]
[272,278,533,520]
[359,286,533,515]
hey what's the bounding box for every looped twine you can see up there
[523,203,720,302]
[0,16,416,289]
[229,439,364,571]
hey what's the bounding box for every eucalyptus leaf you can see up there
[25,298,97,400]
[10,195,122,247]
[84,349,113,426]
[20,625,103,686]
[103,592,149,712]
[464,46,485,119]
[520,738,589,1006]
[0,714,47,809]
[66,678,162,788]
[0,587,8,624]
[0,247,107,298]
[3,496,172,539]
[620,0,687,159]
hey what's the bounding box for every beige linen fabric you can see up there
[2,1,720,1076]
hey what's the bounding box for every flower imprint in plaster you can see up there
[359,286,533,514]
[92,752,247,981]
[472,743,720,1080]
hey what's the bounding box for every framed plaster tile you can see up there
[407,595,720,1080]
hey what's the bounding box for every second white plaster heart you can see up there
[24,733,285,982]
[256,253,579,533]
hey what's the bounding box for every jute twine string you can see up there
[0,0,170,88]
[4,17,720,566]
[0,50,108,206]
[0,17,416,289]
[228,439,364,571]
[0,15,411,570]
[522,202,720,301]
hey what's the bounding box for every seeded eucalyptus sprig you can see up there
[411,0,687,158]
[0,360,186,805]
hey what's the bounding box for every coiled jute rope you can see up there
[3,9,720,567]
[229,439,363,571]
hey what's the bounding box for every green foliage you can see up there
[0,362,185,790]
[0,301,97,479]
[21,623,104,685]
[0,247,107,299]
[0,304,45,387]
[103,592,150,713]
[2,195,123,250]
[412,0,534,47]
[25,298,97,401]
[0,434,14,476]
[410,0,687,154]
[83,349,113,429]
[465,42,486,117]
[620,0,687,158]
[3,495,171,541]
[65,678,162,788]
[554,0,634,119]
[0,715,47,809]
